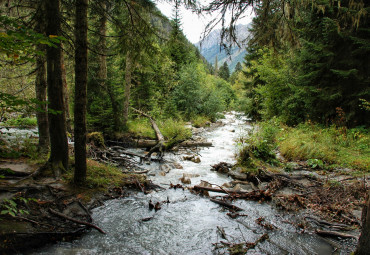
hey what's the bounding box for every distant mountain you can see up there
[195,24,251,72]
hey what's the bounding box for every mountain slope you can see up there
[195,24,250,72]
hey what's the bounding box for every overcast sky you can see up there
[155,1,254,44]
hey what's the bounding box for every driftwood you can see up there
[110,147,162,162]
[49,208,106,234]
[194,185,272,201]
[121,170,149,174]
[315,229,358,239]
[210,198,243,211]
[193,185,245,195]
[117,139,213,148]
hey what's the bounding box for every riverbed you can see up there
[33,113,356,255]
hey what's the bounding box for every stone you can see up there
[228,167,248,181]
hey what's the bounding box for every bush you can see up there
[237,119,281,169]
[127,117,192,142]
[4,117,37,127]
[191,116,210,128]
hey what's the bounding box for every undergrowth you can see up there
[279,123,370,171]
[127,117,192,142]
[3,117,37,128]
[236,119,281,173]
[64,159,147,189]
[237,120,370,172]
[191,115,210,128]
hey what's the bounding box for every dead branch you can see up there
[131,107,166,160]
[315,229,358,239]
[49,209,106,234]
[210,198,243,211]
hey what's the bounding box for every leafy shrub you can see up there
[237,119,281,169]
[307,159,324,169]
[191,116,210,128]
[158,118,192,142]
[4,117,37,127]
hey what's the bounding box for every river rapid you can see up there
[33,113,355,255]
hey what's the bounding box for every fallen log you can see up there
[131,108,165,159]
[49,209,106,234]
[315,229,358,239]
[123,139,213,148]
[121,170,149,174]
[193,185,244,194]
[193,185,272,201]
[178,141,213,147]
[110,148,162,162]
[210,198,243,211]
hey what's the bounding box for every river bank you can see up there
[1,112,368,254]
[33,113,364,254]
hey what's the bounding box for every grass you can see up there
[3,117,37,128]
[127,117,192,142]
[191,115,211,128]
[64,159,147,190]
[278,123,370,171]
[236,120,370,173]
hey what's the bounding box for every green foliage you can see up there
[191,116,210,128]
[87,132,105,147]
[0,197,36,217]
[237,119,281,169]
[307,159,324,169]
[4,117,37,127]
[171,63,233,121]
[242,1,370,127]
[0,15,64,64]
[127,118,155,138]
[278,123,370,171]
[63,159,146,189]
[218,62,230,81]
[128,117,191,142]
[158,118,192,142]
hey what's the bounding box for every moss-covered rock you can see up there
[87,132,105,148]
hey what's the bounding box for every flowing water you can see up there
[33,113,356,255]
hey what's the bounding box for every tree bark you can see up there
[46,0,69,176]
[122,51,132,128]
[34,0,49,152]
[61,49,72,133]
[355,191,370,255]
[74,0,88,184]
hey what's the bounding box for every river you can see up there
[33,112,355,254]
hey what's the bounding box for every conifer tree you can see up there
[218,62,230,81]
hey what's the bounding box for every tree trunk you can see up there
[34,0,49,152]
[73,0,88,184]
[355,191,370,255]
[122,51,132,128]
[61,49,72,133]
[46,0,69,176]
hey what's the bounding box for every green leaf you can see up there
[9,200,16,207]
